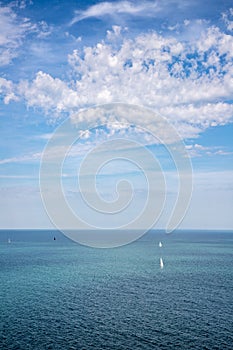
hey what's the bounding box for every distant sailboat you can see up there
[8,238,11,244]
[159,241,162,248]
[53,236,56,241]
[160,257,164,269]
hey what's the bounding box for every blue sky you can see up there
[0,0,233,230]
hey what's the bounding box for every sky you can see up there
[0,0,233,231]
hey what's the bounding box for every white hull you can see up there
[160,257,164,269]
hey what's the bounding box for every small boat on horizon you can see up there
[160,257,164,269]
[159,241,162,248]
[8,238,11,244]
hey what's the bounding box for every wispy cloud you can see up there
[185,144,233,157]
[0,174,36,179]
[0,4,35,65]
[70,1,160,25]
[32,133,55,140]
[0,4,52,66]
[0,152,41,165]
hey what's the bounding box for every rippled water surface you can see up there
[0,230,232,349]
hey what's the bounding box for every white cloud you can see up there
[33,133,55,140]
[0,174,35,179]
[0,77,18,103]
[70,1,160,25]
[0,5,34,65]
[160,103,233,138]
[11,1,33,10]
[0,4,51,66]
[222,8,233,31]
[36,20,53,38]
[185,143,233,158]
[0,152,41,165]
[1,22,233,140]
[18,71,80,115]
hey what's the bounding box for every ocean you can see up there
[0,230,232,349]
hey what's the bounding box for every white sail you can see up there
[159,241,162,248]
[160,257,164,269]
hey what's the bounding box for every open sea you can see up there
[0,230,232,349]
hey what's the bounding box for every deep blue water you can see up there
[0,230,232,349]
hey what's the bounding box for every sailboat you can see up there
[8,238,11,244]
[160,257,164,269]
[159,241,162,248]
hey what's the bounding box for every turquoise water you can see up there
[0,230,232,349]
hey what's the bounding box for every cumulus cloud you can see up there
[0,77,18,103]
[1,21,233,140]
[18,71,80,115]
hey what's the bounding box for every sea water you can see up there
[0,230,232,349]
